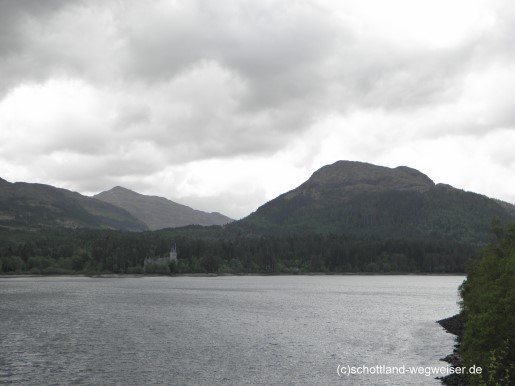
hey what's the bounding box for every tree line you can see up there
[458,222,515,385]
[0,227,475,274]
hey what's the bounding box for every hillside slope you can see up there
[236,161,515,244]
[0,179,147,231]
[95,186,233,230]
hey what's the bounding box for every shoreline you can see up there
[437,314,467,386]
[0,272,467,279]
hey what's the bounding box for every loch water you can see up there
[0,275,464,385]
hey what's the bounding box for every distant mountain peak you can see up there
[0,179,147,231]
[239,160,515,242]
[94,186,233,230]
[106,186,137,194]
[301,160,434,193]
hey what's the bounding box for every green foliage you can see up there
[27,255,54,271]
[0,226,475,275]
[169,261,178,274]
[479,339,514,386]
[460,222,515,385]
[0,182,147,231]
[0,255,25,273]
[127,266,143,274]
[144,263,170,274]
[238,186,515,245]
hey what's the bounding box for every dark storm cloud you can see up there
[0,0,345,161]
[117,0,345,145]
[0,0,67,53]
[0,0,505,125]
[0,0,72,92]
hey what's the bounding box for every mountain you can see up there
[236,161,515,244]
[94,186,233,230]
[0,179,147,231]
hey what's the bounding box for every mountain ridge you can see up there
[94,186,233,230]
[299,161,435,192]
[236,160,515,244]
[0,179,147,231]
[2,161,515,241]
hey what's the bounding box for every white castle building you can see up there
[144,244,178,268]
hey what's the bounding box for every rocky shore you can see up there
[437,313,468,386]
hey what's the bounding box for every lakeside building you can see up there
[144,244,177,268]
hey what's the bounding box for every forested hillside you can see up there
[0,226,474,274]
[95,186,232,230]
[238,161,515,244]
[1,161,514,275]
[0,179,147,231]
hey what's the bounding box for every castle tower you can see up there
[169,243,178,263]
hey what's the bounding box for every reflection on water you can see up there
[0,275,464,385]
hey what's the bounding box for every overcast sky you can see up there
[1,0,514,219]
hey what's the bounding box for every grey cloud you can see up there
[1,0,513,114]
[121,1,341,81]
[0,0,68,54]
[0,0,506,118]
[107,1,346,160]
[18,149,164,193]
[1,0,515,213]
[178,189,268,220]
[0,0,124,96]
[119,0,345,126]
[0,0,73,94]
[120,1,208,80]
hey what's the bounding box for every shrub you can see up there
[460,223,515,385]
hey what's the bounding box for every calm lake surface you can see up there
[0,275,464,385]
